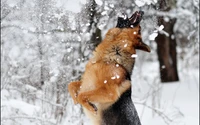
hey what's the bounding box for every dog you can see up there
[68,11,150,125]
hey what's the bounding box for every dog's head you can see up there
[115,11,151,53]
[94,11,150,70]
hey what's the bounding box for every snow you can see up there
[135,0,157,7]
[135,0,146,7]
[116,75,120,79]
[124,43,128,47]
[171,34,175,39]
[131,54,138,58]
[158,25,164,31]
[137,79,199,124]
[111,76,116,79]
[1,0,199,125]
[8,46,20,59]
[6,0,20,7]
[79,0,87,4]
[98,22,106,30]
[2,99,40,116]
[56,0,85,13]
[161,65,166,69]
[95,0,103,6]
[118,13,127,19]
[149,32,158,40]
[132,62,199,125]
[149,25,165,40]
[25,85,37,92]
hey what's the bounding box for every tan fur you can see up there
[68,24,149,125]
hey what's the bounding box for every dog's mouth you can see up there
[116,11,144,28]
[129,11,144,27]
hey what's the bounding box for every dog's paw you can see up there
[73,94,79,104]
[78,94,98,114]
[88,102,98,114]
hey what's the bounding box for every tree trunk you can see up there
[87,0,102,48]
[155,0,179,83]
[156,17,179,82]
[91,27,102,47]
[55,81,63,122]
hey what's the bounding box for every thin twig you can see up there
[1,116,56,125]
[134,102,173,125]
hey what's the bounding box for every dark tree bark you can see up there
[79,0,102,60]
[86,0,102,48]
[155,0,179,82]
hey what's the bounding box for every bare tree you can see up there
[84,0,102,49]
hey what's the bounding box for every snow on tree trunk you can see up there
[86,0,102,49]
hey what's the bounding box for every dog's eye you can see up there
[138,26,141,34]
[138,29,141,35]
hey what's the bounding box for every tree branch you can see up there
[1,24,68,34]
[134,101,174,125]
[144,9,194,19]
[1,116,56,125]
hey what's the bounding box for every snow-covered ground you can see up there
[133,61,199,125]
[1,60,199,125]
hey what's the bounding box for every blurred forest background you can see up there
[1,0,199,125]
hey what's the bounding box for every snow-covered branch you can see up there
[145,8,195,19]
[5,87,64,108]
[1,116,56,125]
[1,0,25,21]
[1,25,68,34]
[135,102,173,125]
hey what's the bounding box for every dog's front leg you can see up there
[68,81,82,104]
[78,86,120,114]
[118,80,131,95]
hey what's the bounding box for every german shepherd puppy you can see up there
[68,11,150,125]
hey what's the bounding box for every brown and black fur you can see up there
[68,11,150,125]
